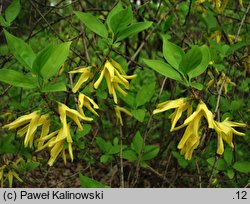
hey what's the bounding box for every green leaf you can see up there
[79,173,108,188]
[123,150,138,161]
[190,82,203,90]
[4,29,36,71]
[179,46,202,74]
[0,69,37,89]
[224,146,233,165]
[5,0,20,24]
[26,162,40,171]
[188,45,210,78]
[207,157,228,171]
[106,2,124,30]
[135,82,155,107]
[163,36,184,70]
[226,41,250,56]
[0,16,9,27]
[109,7,133,35]
[233,161,250,173]
[100,154,113,163]
[226,169,234,179]
[131,131,143,155]
[107,146,120,155]
[33,42,71,80]
[172,151,189,168]
[95,137,112,153]
[131,109,146,122]
[143,59,183,82]
[142,145,159,161]
[116,21,152,41]
[75,11,108,38]
[118,93,135,107]
[41,81,66,92]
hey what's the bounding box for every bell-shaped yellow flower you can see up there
[153,98,192,131]
[78,93,99,116]
[178,117,201,160]
[153,98,188,114]
[69,67,93,93]
[38,123,74,166]
[175,100,214,130]
[175,101,215,160]
[214,118,246,155]
[58,102,93,132]
[114,106,132,126]
[94,59,136,104]
[3,111,41,148]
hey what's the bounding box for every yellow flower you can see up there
[114,106,132,126]
[78,93,99,116]
[214,118,246,155]
[175,101,215,160]
[178,119,201,160]
[38,124,74,166]
[94,59,136,104]
[37,114,51,149]
[69,67,93,93]
[58,102,93,132]
[153,98,192,131]
[0,159,23,188]
[3,111,41,148]
[175,100,214,130]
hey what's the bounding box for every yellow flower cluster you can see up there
[94,59,136,104]
[3,94,99,166]
[154,98,246,160]
[0,158,23,188]
[3,111,50,148]
[69,59,135,125]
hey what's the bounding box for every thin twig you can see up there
[207,155,219,187]
[196,160,202,188]
[132,77,168,186]
[119,126,125,188]
[235,1,250,43]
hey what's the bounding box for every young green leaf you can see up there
[116,21,153,41]
[95,137,112,153]
[123,150,138,161]
[163,36,184,70]
[142,145,159,161]
[135,82,155,107]
[79,173,108,188]
[188,45,210,79]
[109,6,133,35]
[75,11,108,38]
[172,151,189,168]
[5,0,20,24]
[4,29,36,71]
[131,131,143,155]
[0,69,37,89]
[0,16,9,27]
[106,2,124,30]
[190,82,203,90]
[233,161,250,173]
[131,109,146,122]
[179,46,202,74]
[223,147,233,165]
[143,59,183,82]
[41,81,67,92]
[33,42,71,80]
